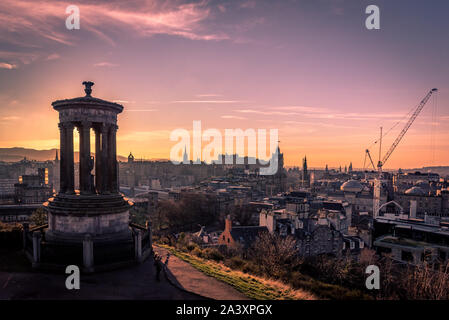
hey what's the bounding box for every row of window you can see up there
[1,215,28,222]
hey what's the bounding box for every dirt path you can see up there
[154,246,249,300]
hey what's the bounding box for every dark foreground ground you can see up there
[0,252,203,300]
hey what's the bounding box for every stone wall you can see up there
[48,210,129,235]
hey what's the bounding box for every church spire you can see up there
[183,145,189,164]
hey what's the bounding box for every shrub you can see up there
[186,242,199,252]
[203,248,224,262]
[192,247,203,258]
[242,261,260,275]
[29,208,47,226]
[225,256,245,270]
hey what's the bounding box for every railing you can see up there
[30,224,48,232]
[21,221,153,271]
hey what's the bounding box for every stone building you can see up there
[218,216,268,249]
[394,185,449,217]
[14,168,52,204]
[258,195,356,257]
[373,216,449,265]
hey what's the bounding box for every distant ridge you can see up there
[0,147,128,162]
[403,166,449,176]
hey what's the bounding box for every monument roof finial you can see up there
[82,81,94,97]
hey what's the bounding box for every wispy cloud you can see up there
[221,115,246,120]
[1,116,20,120]
[113,100,136,104]
[93,62,119,67]
[0,0,227,52]
[274,105,331,113]
[236,109,300,116]
[0,51,39,66]
[235,107,416,121]
[173,100,246,104]
[46,53,60,61]
[196,93,223,98]
[0,63,17,69]
[126,109,158,112]
[240,0,257,9]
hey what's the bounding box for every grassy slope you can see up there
[158,244,316,300]
[158,244,371,300]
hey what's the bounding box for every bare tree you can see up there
[401,262,449,299]
[250,231,301,277]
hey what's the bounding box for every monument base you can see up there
[23,192,152,273]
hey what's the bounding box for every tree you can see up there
[130,205,148,226]
[249,231,301,277]
[231,204,254,226]
[29,208,47,226]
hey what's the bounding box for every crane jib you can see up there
[380,88,438,167]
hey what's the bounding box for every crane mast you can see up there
[372,88,438,217]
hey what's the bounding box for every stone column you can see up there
[32,231,41,267]
[58,123,67,193]
[79,121,92,194]
[94,126,102,193]
[108,125,118,193]
[146,221,153,254]
[83,234,94,273]
[101,124,110,194]
[22,222,29,249]
[65,123,75,194]
[134,229,142,262]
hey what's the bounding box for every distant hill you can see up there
[0,147,128,162]
[404,166,449,177]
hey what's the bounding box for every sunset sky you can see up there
[0,0,448,169]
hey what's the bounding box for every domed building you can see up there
[340,180,364,193]
[404,186,426,196]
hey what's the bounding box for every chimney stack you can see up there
[225,215,232,231]
[410,200,417,219]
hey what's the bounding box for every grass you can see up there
[157,244,316,300]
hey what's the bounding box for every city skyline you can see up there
[0,0,448,169]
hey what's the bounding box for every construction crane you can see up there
[370,88,438,217]
[364,149,376,170]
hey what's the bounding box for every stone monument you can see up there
[24,82,152,272]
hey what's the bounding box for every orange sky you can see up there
[0,0,448,169]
